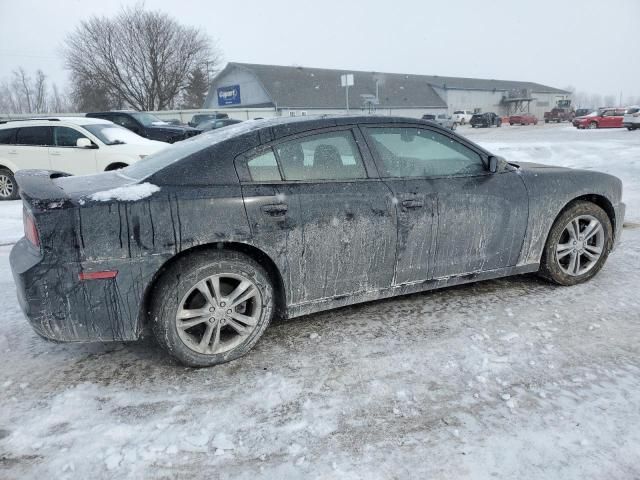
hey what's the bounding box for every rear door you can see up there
[237,127,397,306]
[14,126,52,170]
[363,124,529,282]
[49,126,97,175]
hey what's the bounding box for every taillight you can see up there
[23,208,40,248]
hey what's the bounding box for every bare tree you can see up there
[63,4,219,111]
[0,68,71,114]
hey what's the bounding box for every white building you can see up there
[204,63,571,120]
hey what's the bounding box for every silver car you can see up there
[623,106,640,131]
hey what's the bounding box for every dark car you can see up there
[470,112,502,128]
[86,111,201,144]
[11,116,625,367]
[188,113,229,128]
[197,118,243,131]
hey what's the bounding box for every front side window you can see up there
[247,149,281,182]
[274,130,367,181]
[54,127,87,147]
[365,127,485,178]
[15,126,52,146]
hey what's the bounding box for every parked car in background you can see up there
[509,113,538,125]
[423,114,457,130]
[452,110,473,124]
[10,115,625,366]
[198,118,243,132]
[544,107,575,123]
[575,108,595,118]
[470,112,502,128]
[623,106,640,131]
[188,113,229,128]
[0,117,167,200]
[86,111,201,143]
[573,108,625,129]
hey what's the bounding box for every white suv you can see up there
[452,110,474,125]
[623,106,640,131]
[0,117,167,200]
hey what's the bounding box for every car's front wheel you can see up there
[589,121,598,129]
[539,201,612,286]
[151,250,275,367]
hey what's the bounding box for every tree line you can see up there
[0,4,219,114]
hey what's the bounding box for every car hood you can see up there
[147,125,200,133]
[510,161,571,171]
[107,140,168,156]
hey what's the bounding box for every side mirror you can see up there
[76,138,93,148]
[488,155,499,173]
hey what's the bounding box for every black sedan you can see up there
[470,112,502,128]
[11,116,625,367]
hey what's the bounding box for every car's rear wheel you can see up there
[151,250,275,367]
[0,169,18,200]
[589,121,598,129]
[539,201,612,286]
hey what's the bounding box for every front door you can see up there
[362,125,529,283]
[238,128,397,306]
[49,126,97,175]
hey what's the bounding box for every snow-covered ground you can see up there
[0,124,639,479]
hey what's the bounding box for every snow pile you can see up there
[90,183,160,202]
[0,200,23,245]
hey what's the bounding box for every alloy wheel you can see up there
[555,215,605,276]
[0,174,14,199]
[175,273,262,355]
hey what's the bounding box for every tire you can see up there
[0,168,19,200]
[539,201,613,286]
[545,119,549,123]
[451,122,458,131]
[589,121,598,129]
[151,250,275,367]
[510,123,514,126]
[496,121,502,128]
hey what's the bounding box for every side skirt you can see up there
[285,264,540,319]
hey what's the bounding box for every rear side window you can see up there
[274,130,367,181]
[247,149,281,182]
[626,107,640,114]
[365,127,484,178]
[0,128,17,145]
[16,126,52,146]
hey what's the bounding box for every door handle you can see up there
[261,203,288,217]
[401,199,424,209]
[50,151,61,156]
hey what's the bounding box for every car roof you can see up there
[0,116,113,128]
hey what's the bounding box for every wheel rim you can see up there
[175,273,262,355]
[556,215,605,276]
[589,122,597,129]
[0,174,14,198]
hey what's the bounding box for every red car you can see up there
[509,113,538,125]
[573,108,625,129]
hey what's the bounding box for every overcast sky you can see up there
[1,0,638,100]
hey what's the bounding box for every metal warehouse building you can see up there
[204,62,570,120]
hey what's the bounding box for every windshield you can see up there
[83,124,148,145]
[130,112,169,127]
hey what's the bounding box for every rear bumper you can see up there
[10,238,165,343]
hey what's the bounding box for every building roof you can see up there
[214,62,569,110]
